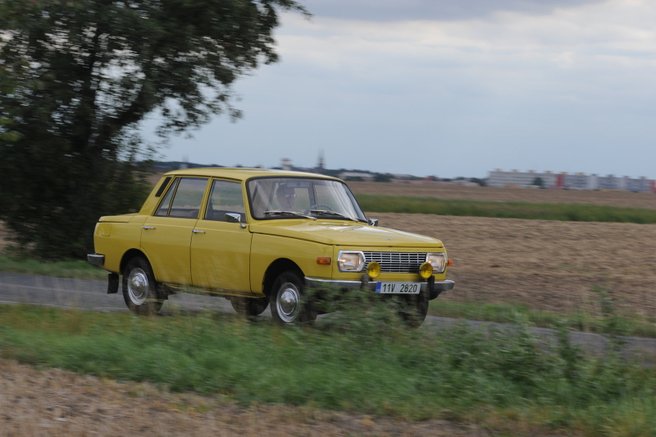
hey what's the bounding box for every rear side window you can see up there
[155,177,172,197]
[155,178,207,218]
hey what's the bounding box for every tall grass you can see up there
[0,255,105,279]
[358,194,656,223]
[0,303,654,436]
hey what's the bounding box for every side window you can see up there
[155,179,178,216]
[204,180,245,222]
[155,178,207,218]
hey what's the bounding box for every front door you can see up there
[191,179,252,294]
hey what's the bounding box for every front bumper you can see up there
[305,277,455,300]
[87,253,105,267]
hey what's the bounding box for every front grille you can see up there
[363,252,427,273]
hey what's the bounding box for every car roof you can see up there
[164,167,341,182]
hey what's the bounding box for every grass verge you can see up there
[429,300,656,338]
[0,304,654,437]
[0,255,105,279]
[357,194,656,223]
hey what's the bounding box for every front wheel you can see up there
[270,271,316,325]
[397,289,429,328]
[122,256,163,315]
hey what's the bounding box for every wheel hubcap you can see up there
[127,268,149,305]
[276,282,300,323]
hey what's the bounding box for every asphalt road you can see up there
[1,272,655,366]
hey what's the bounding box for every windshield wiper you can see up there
[264,210,316,219]
[308,209,364,222]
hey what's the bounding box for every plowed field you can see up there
[348,182,656,318]
[378,213,656,318]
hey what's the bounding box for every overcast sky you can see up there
[148,0,656,178]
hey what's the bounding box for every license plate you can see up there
[375,282,421,294]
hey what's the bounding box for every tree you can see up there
[0,0,303,258]
[532,177,545,189]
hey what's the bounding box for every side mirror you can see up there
[368,218,379,227]
[225,212,244,226]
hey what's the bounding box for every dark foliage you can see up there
[0,0,302,258]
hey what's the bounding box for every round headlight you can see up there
[419,262,433,279]
[367,261,381,279]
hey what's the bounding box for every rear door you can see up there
[141,177,208,285]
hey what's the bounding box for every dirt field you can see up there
[348,182,656,318]
[378,213,656,318]
[0,360,488,437]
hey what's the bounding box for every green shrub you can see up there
[0,303,654,436]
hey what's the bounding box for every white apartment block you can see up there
[488,169,655,192]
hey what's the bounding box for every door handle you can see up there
[192,229,206,234]
[143,225,156,230]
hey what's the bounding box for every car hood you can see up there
[249,220,444,248]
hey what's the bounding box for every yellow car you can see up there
[88,168,454,326]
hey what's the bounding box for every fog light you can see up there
[419,262,433,279]
[367,261,381,279]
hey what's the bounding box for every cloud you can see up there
[158,0,656,178]
[278,0,656,100]
[300,0,603,21]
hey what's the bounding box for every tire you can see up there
[270,271,316,325]
[397,288,429,328]
[230,296,269,317]
[122,256,163,315]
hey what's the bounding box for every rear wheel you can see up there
[122,256,163,315]
[270,271,316,325]
[230,296,269,317]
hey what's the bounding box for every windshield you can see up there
[247,177,367,222]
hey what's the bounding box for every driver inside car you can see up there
[276,184,296,210]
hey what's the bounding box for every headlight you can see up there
[338,251,366,272]
[426,253,447,273]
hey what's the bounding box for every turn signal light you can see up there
[316,257,331,265]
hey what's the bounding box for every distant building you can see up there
[316,150,325,171]
[488,169,655,193]
[488,169,557,188]
[625,176,651,192]
[596,174,621,190]
[562,173,590,190]
[339,171,375,181]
